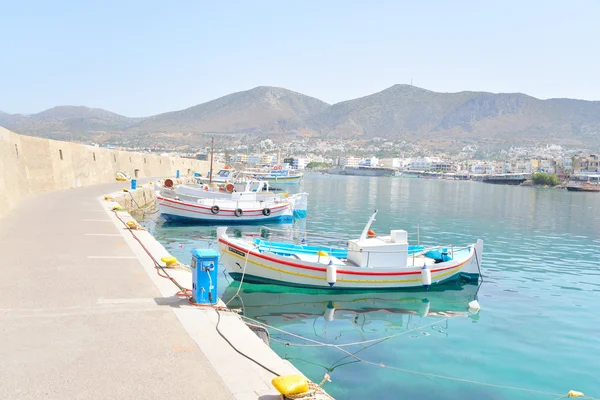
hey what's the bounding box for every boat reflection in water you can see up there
[221,281,481,332]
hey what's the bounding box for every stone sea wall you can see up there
[0,126,222,218]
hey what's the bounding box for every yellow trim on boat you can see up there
[222,249,469,284]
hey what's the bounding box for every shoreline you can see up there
[106,182,312,399]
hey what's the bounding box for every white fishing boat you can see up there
[157,181,308,223]
[217,211,483,290]
[247,165,303,184]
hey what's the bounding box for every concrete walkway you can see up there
[0,182,236,399]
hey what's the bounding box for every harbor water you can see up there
[142,174,600,399]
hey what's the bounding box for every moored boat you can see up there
[217,211,483,290]
[566,174,600,192]
[482,173,528,185]
[157,181,308,223]
[247,165,303,184]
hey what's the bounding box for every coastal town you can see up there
[106,137,600,180]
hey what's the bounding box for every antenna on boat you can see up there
[209,137,214,185]
[360,210,378,241]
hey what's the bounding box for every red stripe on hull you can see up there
[219,238,471,276]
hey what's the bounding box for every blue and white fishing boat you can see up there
[248,165,303,184]
[217,211,483,290]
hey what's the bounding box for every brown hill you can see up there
[1,85,599,148]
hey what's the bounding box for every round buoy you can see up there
[164,179,174,188]
[211,205,220,214]
[367,229,376,238]
[262,208,271,216]
[203,184,209,191]
[226,183,235,193]
[234,208,243,217]
[224,165,231,169]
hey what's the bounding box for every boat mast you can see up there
[360,210,378,241]
[209,137,214,185]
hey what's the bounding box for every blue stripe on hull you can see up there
[161,213,293,225]
[228,272,477,290]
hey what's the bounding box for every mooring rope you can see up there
[240,314,595,399]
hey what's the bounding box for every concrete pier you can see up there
[0,181,301,399]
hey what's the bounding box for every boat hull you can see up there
[218,237,482,290]
[566,186,600,192]
[157,196,294,224]
[482,178,526,185]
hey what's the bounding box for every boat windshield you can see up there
[572,175,600,183]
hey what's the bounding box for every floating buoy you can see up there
[326,261,337,287]
[324,301,336,321]
[203,184,210,191]
[226,183,235,193]
[568,390,585,397]
[421,264,431,289]
[367,229,376,238]
[468,300,481,313]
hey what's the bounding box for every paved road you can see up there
[0,182,235,400]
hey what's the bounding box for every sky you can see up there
[1,0,599,117]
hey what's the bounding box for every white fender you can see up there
[326,261,337,287]
[421,264,432,289]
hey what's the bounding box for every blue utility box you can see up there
[191,249,219,305]
[176,169,180,178]
[131,179,137,190]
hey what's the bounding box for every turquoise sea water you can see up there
[142,174,600,399]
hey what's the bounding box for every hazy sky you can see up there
[1,0,599,116]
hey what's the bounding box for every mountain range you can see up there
[2,85,599,148]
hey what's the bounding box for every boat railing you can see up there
[259,225,421,243]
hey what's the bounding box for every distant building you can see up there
[361,156,379,167]
[338,156,361,167]
[410,157,440,171]
[380,158,401,169]
[260,154,275,165]
[230,154,249,164]
[196,153,208,161]
[430,161,453,173]
[248,154,261,165]
[283,157,307,170]
[576,154,600,173]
